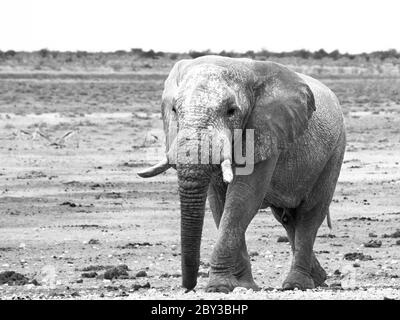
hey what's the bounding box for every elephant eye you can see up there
[226,106,237,117]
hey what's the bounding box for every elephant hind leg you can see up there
[271,206,313,290]
[282,205,327,290]
[310,252,327,287]
[282,142,344,290]
[271,206,296,252]
[271,206,327,288]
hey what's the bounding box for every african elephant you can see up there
[138,56,346,292]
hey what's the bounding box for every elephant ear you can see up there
[161,59,191,155]
[246,62,316,162]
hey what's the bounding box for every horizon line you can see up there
[1,48,399,55]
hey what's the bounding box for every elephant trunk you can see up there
[177,164,210,290]
[175,127,233,289]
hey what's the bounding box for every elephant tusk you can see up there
[137,157,171,178]
[217,129,233,184]
[221,159,233,183]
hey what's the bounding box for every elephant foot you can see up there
[282,270,315,290]
[233,265,260,291]
[205,274,260,293]
[310,256,327,287]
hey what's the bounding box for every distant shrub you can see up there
[131,48,162,59]
[140,50,157,59]
[313,49,328,60]
[5,50,16,58]
[219,50,238,57]
[359,53,370,62]
[114,50,127,56]
[131,48,144,55]
[244,50,255,59]
[370,49,400,61]
[189,50,212,58]
[257,49,272,59]
[39,48,50,58]
[328,50,340,60]
[342,52,356,60]
[293,49,312,59]
[76,51,88,58]
[169,53,179,60]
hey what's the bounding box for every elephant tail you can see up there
[326,210,332,229]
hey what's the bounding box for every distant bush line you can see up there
[188,48,400,61]
[1,48,400,62]
[2,48,400,77]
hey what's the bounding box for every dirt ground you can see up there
[0,72,400,300]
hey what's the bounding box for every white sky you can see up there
[1,0,399,53]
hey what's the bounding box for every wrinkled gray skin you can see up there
[138,56,346,292]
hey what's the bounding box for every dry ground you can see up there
[0,72,400,300]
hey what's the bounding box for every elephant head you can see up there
[138,56,315,290]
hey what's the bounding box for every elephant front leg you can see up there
[208,181,258,291]
[231,239,259,290]
[205,158,277,293]
[206,214,260,293]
